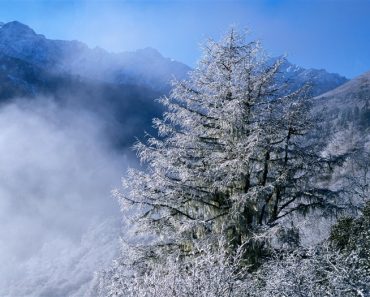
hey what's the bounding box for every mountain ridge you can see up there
[0,21,190,89]
[0,21,348,94]
[316,70,370,101]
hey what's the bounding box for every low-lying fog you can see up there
[0,98,129,297]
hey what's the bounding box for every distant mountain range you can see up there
[0,21,190,90]
[0,21,191,148]
[0,21,348,94]
[0,21,351,148]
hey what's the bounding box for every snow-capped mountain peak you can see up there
[278,59,348,96]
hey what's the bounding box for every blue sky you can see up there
[0,0,369,78]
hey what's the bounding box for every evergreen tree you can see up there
[115,28,343,278]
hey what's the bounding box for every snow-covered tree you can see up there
[251,244,369,297]
[116,29,341,264]
[345,148,370,204]
[96,29,351,297]
[96,236,252,297]
[251,201,370,297]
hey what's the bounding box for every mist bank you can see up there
[0,98,129,296]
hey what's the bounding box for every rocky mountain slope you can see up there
[315,70,370,132]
